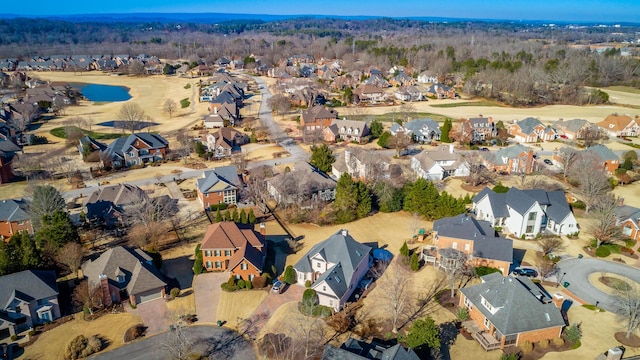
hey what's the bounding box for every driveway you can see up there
[249,283,305,333]
[557,258,640,312]
[89,325,256,360]
[194,272,228,324]
[127,298,170,335]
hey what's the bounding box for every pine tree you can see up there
[248,208,257,224]
[356,182,372,219]
[232,208,239,222]
[334,173,358,223]
[410,253,420,271]
[440,119,452,143]
[310,144,335,173]
[239,209,248,224]
[400,241,409,257]
[224,209,231,222]
[215,208,223,222]
[403,178,440,219]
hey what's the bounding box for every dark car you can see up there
[479,147,490,151]
[514,268,538,277]
[543,159,553,165]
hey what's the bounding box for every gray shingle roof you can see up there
[484,144,530,165]
[585,144,619,161]
[434,214,513,263]
[196,165,241,193]
[84,184,147,221]
[0,199,29,222]
[460,274,565,335]
[0,270,59,311]
[322,338,420,360]
[515,117,546,134]
[82,246,165,296]
[103,133,168,160]
[294,230,371,299]
[615,205,640,222]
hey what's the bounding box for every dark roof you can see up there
[0,199,29,222]
[82,246,165,295]
[103,133,168,160]
[475,187,572,224]
[616,205,640,222]
[84,184,147,221]
[434,214,513,263]
[460,274,565,335]
[0,138,21,158]
[301,105,338,124]
[294,229,371,299]
[0,270,59,310]
[322,338,419,360]
[515,117,548,134]
[483,144,530,166]
[196,165,241,194]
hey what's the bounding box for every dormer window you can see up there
[117,275,125,283]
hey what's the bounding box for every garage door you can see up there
[136,289,162,304]
[0,327,10,340]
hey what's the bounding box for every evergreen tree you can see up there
[622,158,634,171]
[30,185,66,230]
[239,209,248,224]
[410,253,420,271]
[310,144,335,173]
[18,232,40,268]
[493,182,510,193]
[369,119,384,138]
[0,236,22,275]
[248,208,257,224]
[232,208,239,222]
[35,210,79,250]
[400,241,409,257]
[403,178,440,219]
[215,208,223,222]
[282,265,297,284]
[334,173,358,223]
[193,244,203,274]
[375,181,404,212]
[440,119,452,143]
[224,209,231,222]
[356,182,372,219]
[377,131,392,148]
[401,316,441,350]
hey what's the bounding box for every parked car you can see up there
[272,281,284,294]
[479,147,489,151]
[513,268,538,277]
[543,159,553,165]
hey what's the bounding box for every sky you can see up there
[4,0,640,23]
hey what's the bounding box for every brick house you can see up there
[204,128,248,158]
[200,222,266,281]
[482,144,536,175]
[0,270,60,340]
[459,272,565,350]
[196,165,242,210]
[467,116,496,141]
[582,144,620,174]
[301,105,338,137]
[0,199,33,241]
[425,84,456,99]
[551,118,599,140]
[0,139,21,184]
[508,117,556,143]
[615,205,640,241]
[596,114,640,138]
[421,214,513,275]
[410,144,470,181]
[83,183,147,226]
[82,246,166,306]
[101,133,169,169]
[323,118,370,143]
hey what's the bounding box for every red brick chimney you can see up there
[99,274,112,307]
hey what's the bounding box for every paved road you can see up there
[557,258,640,313]
[89,325,255,360]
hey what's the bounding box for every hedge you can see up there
[595,246,611,257]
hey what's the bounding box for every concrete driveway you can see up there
[249,283,305,333]
[194,272,228,324]
[128,298,170,335]
[557,258,640,312]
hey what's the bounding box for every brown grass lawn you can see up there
[216,290,269,329]
[22,312,142,360]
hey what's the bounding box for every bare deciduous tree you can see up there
[163,99,178,118]
[267,94,290,115]
[538,236,564,256]
[376,262,414,333]
[123,193,175,248]
[614,284,640,339]
[388,132,412,157]
[161,324,192,360]
[571,152,610,213]
[117,102,148,134]
[57,242,84,278]
[589,194,621,248]
[466,155,494,187]
[231,152,248,173]
[556,147,580,179]
[73,280,103,315]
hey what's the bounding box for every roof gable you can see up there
[0,270,59,310]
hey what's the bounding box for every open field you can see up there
[22,312,142,360]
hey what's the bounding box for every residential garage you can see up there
[135,289,163,304]
[0,327,10,340]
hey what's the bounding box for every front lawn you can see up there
[50,126,121,140]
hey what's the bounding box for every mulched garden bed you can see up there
[615,332,640,347]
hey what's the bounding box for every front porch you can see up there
[462,320,501,351]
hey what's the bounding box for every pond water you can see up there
[72,83,131,102]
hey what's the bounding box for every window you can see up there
[316,262,321,268]
[464,296,473,310]
[205,250,212,257]
[528,212,537,221]
[452,242,457,249]
[215,261,222,269]
[117,275,125,283]
[214,250,221,256]
[464,243,470,251]
[323,285,326,291]
[483,317,492,330]
[241,263,248,270]
[526,225,534,233]
[224,250,232,256]
[206,261,212,268]
[481,296,494,312]
[624,226,633,236]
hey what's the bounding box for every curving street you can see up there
[88,325,256,360]
[557,258,640,313]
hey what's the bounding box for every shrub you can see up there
[237,279,246,289]
[519,340,533,354]
[564,324,582,344]
[282,265,297,285]
[521,234,526,240]
[400,241,409,257]
[500,354,521,360]
[305,280,312,288]
[220,283,238,292]
[595,246,611,257]
[180,98,190,108]
[251,275,268,289]
[28,330,36,336]
[184,83,191,89]
[124,324,146,342]
[456,307,469,321]
[552,337,565,346]
[10,335,17,341]
[170,288,180,298]
[245,280,252,289]
[409,253,420,271]
[476,266,501,277]
[227,276,236,286]
[538,339,549,348]
[570,200,586,210]
[64,335,102,360]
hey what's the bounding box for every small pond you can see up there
[72,83,131,102]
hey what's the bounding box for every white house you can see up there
[293,229,372,312]
[472,187,579,238]
[417,71,438,84]
[410,144,470,180]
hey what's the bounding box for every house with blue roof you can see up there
[293,229,372,312]
[472,187,579,237]
[508,117,556,143]
[390,118,441,143]
[196,165,242,210]
[101,133,169,169]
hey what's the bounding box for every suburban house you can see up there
[204,127,248,158]
[472,187,579,237]
[83,183,147,226]
[0,270,60,340]
[422,214,513,275]
[203,103,238,128]
[200,222,266,281]
[82,246,166,306]
[551,119,600,140]
[196,165,242,210]
[394,86,425,102]
[417,70,439,84]
[467,116,496,141]
[323,337,419,360]
[353,84,385,104]
[425,84,456,99]
[323,118,370,143]
[554,144,619,174]
[508,118,556,143]
[0,138,21,184]
[459,272,565,350]
[77,136,107,159]
[482,144,536,175]
[615,204,640,241]
[389,72,414,87]
[596,114,640,138]
[332,147,395,182]
[390,118,441,143]
[101,133,169,169]
[293,229,372,312]
[410,144,470,180]
[301,105,338,136]
[266,162,337,205]
[0,199,33,241]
